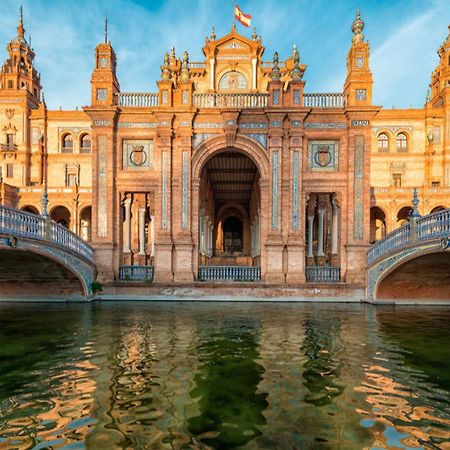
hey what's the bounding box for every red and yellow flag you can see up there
[234,4,251,27]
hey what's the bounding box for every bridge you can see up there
[367,208,450,302]
[0,206,95,300]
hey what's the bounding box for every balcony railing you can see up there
[61,146,73,153]
[0,205,94,262]
[188,62,207,69]
[303,93,346,108]
[119,265,154,281]
[80,145,91,153]
[117,93,159,107]
[193,93,269,108]
[1,143,17,152]
[367,208,450,265]
[198,265,261,281]
[305,266,341,282]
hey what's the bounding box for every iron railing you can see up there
[367,208,450,265]
[1,143,17,151]
[117,93,159,107]
[305,266,340,282]
[119,265,154,281]
[193,93,269,108]
[303,93,346,108]
[198,265,261,281]
[0,205,94,262]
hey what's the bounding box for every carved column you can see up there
[307,215,315,261]
[317,206,326,265]
[138,207,146,256]
[331,196,339,266]
[123,194,132,254]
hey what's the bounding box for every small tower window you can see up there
[80,134,91,153]
[396,133,408,152]
[377,133,389,152]
[7,80,13,89]
[61,134,74,153]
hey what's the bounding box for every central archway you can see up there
[192,136,269,281]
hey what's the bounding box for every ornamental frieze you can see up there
[304,122,347,129]
[238,122,268,129]
[372,125,414,135]
[192,133,220,148]
[193,122,223,129]
[118,122,157,128]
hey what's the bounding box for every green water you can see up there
[0,303,449,449]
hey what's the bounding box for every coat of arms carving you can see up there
[130,145,146,166]
[5,109,14,119]
[315,145,332,167]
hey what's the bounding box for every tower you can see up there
[90,20,120,106]
[0,7,42,102]
[343,10,373,107]
[429,25,450,107]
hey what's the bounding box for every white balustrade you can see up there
[193,93,269,108]
[117,93,159,107]
[303,93,346,108]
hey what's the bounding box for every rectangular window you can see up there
[7,80,13,89]
[393,173,402,188]
[434,126,441,144]
[67,174,78,186]
[6,163,13,178]
[273,89,280,105]
[431,181,440,187]
[293,90,300,105]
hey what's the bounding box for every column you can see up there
[331,198,339,256]
[307,215,314,259]
[251,58,257,90]
[123,195,132,253]
[317,207,325,257]
[209,59,215,90]
[138,207,146,255]
[150,216,155,257]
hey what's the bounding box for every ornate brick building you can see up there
[0,10,449,291]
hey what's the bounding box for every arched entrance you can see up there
[79,206,92,242]
[370,206,386,243]
[197,150,261,280]
[21,205,39,215]
[397,206,412,227]
[50,206,71,228]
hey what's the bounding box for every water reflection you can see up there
[0,303,449,449]
[188,317,267,449]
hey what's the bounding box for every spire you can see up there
[181,51,190,81]
[161,52,171,80]
[270,52,281,81]
[104,16,108,43]
[17,6,25,38]
[410,188,421,219]
[210,27,216,41]
[351,8,365,43]
[291,45,302,81]
[252,27,257,41]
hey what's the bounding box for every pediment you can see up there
[217,38,251,51]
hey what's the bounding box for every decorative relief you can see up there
[291,137,301,145]
[98,57,108,68]
[271,120,282,127]
[352,120,369,127]
[193,133,219,148]
[270,137,282,147]
[308,140,339,171]
[273,90,280,105]
[5,108,14,119]
[305,122,346,129]
[354,135,364,240]
[219,71,248,90]
[162,152,168,230]
[159,121,170,127]
[292,151,299,230]
[356,89,366,101]
[372,126,414,135]
[194,122,223,129]
[179,121,191,127]
[97,135,108,237]
[58,127,91,135]
[248,133,267,149]
[122,140,153,169]
[238,122,267,129]
[272,151,279,230]
[118,122,156,128]
[94,120,111,127]
[225,120,237,126]
[182,151,188,229]
[291,120,302,127]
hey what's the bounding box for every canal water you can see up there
[0,303,449,450]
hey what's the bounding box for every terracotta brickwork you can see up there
[1,10,449,290]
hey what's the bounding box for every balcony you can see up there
[193,93,269,108]
[119,265,154,281]
[61,146,73,153]
[303,93,346,108]
[117,93,159,107]
[305,266,340,282]
[1,143,17,152]
[198,265,261,281]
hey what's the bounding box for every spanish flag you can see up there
[234,4,251,27]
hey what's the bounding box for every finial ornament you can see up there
[351,8,365,43]
[104,16,108,43]
[410,188,421,219]
[252,27,257,41]
[181,51,190,81]
[291,45,302,81]
[161,52,171,80]
[17,5,25,38]
[210,27,216,41]
[270,52,281,81]
[232,22,236,31]
[170,46,175,59]
[425,89,431,104]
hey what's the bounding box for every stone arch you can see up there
[397,206,413,226]
[20,205,39,214]
[192,134,270,182]
[430,205,446,214]
[50,205,71,228]
[370,206,387,242]
[216,202,249,221]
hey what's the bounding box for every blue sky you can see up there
[0,0,448,110]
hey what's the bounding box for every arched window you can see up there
[80,134,91,153]
[218,71,248,90]
[61,133,73,153]
[377,133,389,152]
[396,133,408,152]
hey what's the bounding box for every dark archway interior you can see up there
[0,249,84,298]
[21,205,39,214]
[223,217,243,253]
[376,252,450,300]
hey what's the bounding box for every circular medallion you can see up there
[314,146,332,167]
[130,146,147,166]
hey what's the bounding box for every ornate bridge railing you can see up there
[367,209,450,265]
[303,93,346,108]
[0,205,94,262]
[305,266,340,282]
[198,265,261,281]
[117,93,159,107]
[193,93,269,108]
[119,265,154,281]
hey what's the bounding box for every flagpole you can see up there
[232,0,236,29]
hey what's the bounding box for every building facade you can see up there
[0,10,449,289]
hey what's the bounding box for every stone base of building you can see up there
[97,283,365,302]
